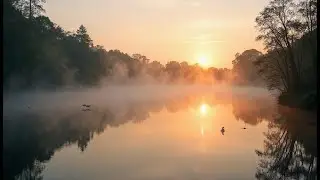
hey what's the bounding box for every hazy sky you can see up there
[44,0,269,68]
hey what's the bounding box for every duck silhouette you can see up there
[242,122,247,129]
[82,104,91,108]
[81,104,92,111]
[221,127,225,135]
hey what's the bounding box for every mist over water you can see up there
[4,84,317,180]
[3,85,273,117]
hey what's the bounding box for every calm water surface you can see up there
[3,90,317,180]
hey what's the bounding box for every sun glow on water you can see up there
[200,104,208,115]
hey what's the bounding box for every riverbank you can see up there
[278,90,317,112]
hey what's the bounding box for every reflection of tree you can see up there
[3,111,112,180]
[4,102,153,179]
[255,106,317,180]
[164,96,197,113]
[147,100,165,113]
[4,93,283,180]
[165,100,182,113]
[4,97,184,180]
[232,96,275,126]
[124,103,150,124]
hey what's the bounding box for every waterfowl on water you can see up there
[242,122,247,129]
[81,104,92,112]
[221,127,225,135]
[82,104,91,108]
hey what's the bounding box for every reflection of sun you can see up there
[200,103,208,116]
[201,126,204,136]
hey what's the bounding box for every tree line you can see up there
[231,0,317,109]
[4,0,240,91]
[4,0,316,101]
[253,0,317,95]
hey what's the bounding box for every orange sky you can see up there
[44,0,269,68]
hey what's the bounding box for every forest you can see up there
[253,0,317,109]
[3,0,317,110]
[4,0,235,90]
[3,0,268,91]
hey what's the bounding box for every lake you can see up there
[3,87,317,180]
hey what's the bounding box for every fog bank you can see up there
[3,85,274,117]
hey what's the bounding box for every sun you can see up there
[197,55,209,67]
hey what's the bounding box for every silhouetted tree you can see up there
[132,53,150,65]
[147,61,164,80]
[232,49,263,85]
[76,25,93,47]
[13,0,46,18]
[254,0,317,94]
[165,61,181,82]
[255,0,299,92]
[298,0,317,33]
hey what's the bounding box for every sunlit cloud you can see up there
[183,35,225,44]
[199,40,225,44]
[188,20,222,29]
[133,0,179,9]
[122,0,203,9]
[183,40,225,44]
[183,33,225,44]
[184,0,202,7]
[189,33,213,40]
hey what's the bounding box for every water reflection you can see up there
[200,103,208,116]
[232,95,275,126]
[3,93,316,180]
[3,109,112,180]
[255,106,317,180]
